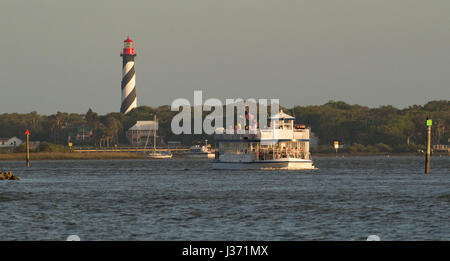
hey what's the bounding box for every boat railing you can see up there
[215,127,310,141]
[254,148,310,161]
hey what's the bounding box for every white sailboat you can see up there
[146,115,172,159]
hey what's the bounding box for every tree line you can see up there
[293,100,448,153]
[0,100,448,153]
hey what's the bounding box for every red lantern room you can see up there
[122,36,136,55]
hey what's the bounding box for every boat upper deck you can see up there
[215,110,310,142]
[215,127,310,142]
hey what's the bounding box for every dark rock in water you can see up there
[0,171,19,180]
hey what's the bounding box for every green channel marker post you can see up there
[425,118,432,174]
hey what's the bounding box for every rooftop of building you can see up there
[0,136,21,142]
[128,121,158,131]
[269,110,295,120]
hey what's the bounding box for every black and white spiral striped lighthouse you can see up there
[120,36,137,114]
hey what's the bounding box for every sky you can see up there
[0,0,449,114]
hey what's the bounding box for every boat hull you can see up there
[183,153,215,159]
[212,159,315,170]
[148,154,173,159]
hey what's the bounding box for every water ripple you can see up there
[0,156,449,240]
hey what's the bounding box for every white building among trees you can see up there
[0,136,23,148]
[126,121,158,146]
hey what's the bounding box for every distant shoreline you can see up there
[0,151,447,161]
[0,152,147,161]
[313,152,448,157]
[313,152,415,157]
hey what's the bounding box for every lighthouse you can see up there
[120,36,137,114]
